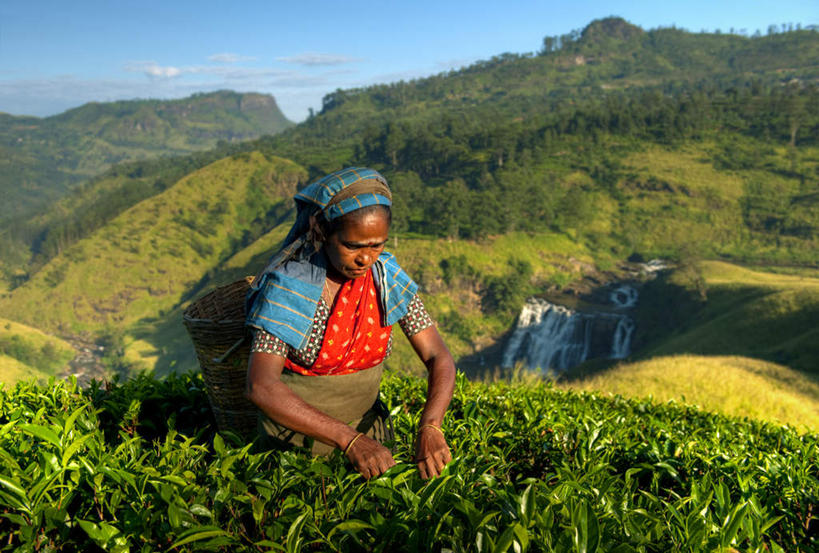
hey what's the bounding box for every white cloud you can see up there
[208,53,257,63]
[0,69,338,121]
[124,61,184,79]
[122,61,309,82]
[277,52,363,66]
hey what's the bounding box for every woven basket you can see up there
[183,276,257,438]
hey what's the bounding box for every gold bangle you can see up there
[343,432,364,455]
[418,424,444,436]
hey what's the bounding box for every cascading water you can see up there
[610,316,635,359]
[502,285,638,372]
[609,285,638,308]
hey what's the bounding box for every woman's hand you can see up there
[344,434,396,479]
[414,425,452,479]
[406,326,456,479]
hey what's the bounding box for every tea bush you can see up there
[0,371,816,552]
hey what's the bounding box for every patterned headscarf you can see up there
[246,167,416,350]
[253,167,392,285]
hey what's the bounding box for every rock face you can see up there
[502,285,638,373]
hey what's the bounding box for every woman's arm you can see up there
[245,352,396,478]
[406,325,456,478]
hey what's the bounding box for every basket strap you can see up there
[212,335,248,364]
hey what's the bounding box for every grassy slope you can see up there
[644,261,819,373]
[0,153,307,336]
[3,138,817,382]
[561,261,819,431]
[0,355,49,387]
[127,221,294,372]
[616,138,818,261]
[562,354,819,433]
[0,317,74,384]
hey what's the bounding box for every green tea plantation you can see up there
[0,371,816,552]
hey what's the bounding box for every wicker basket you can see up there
[183,277,258,438]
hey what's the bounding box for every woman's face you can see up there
[323,210,390,280]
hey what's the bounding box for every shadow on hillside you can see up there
[456,329,511,381]
[632,278,819,375]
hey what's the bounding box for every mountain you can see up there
[5,19,817,288]
[0,19,817,384]
[0,90,294,229]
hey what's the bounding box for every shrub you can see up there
[0,372,815,551]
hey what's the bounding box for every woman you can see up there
[245,167,455,480]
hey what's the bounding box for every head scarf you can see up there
[253,167,392,285]
[245,167,417,350]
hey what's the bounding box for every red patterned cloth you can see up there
[251,293,432,368]
[284,270,392,376]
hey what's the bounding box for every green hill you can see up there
[634,261,819,373]
[0,318,74,384]
[0,19,817,386]
[562,355,819,433]
[5,20,818,290]
[0,91,293,230]
[0,152,306,335]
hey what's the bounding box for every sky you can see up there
[0,0,816,122]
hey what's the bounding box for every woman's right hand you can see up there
[344,434,396,479]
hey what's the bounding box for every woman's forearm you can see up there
[416,334,456,426]
[405,326,456,427]
[246,355,359,450]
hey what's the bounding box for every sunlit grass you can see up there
[0,317,74,383]
[0,354,50,386]
[0,154,305,335]
[700,260,819,288]
[623,141,746,200]
[562,355,819,433]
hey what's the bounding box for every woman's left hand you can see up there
[414,425,452,479]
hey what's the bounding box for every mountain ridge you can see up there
[0,90,294,230]
[0,20,817,384]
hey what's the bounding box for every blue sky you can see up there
[0,0,816,121]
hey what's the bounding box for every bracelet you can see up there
[343,432,364,455]
[418,423,444,436]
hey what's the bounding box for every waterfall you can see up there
[609,285,638,308]
[502,291,636,373]
[610,317,635,359]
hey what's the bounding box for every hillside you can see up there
[562,355,819,432]
[0,153,305,337]
[1,139,817,385]
[259,18,819,169]
[0,19,817,387]
[0,91,293,231]
[0,317,74,384]
[634,261,819,373]
[4,20,818,291]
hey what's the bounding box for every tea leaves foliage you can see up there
[0,372,815,552]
